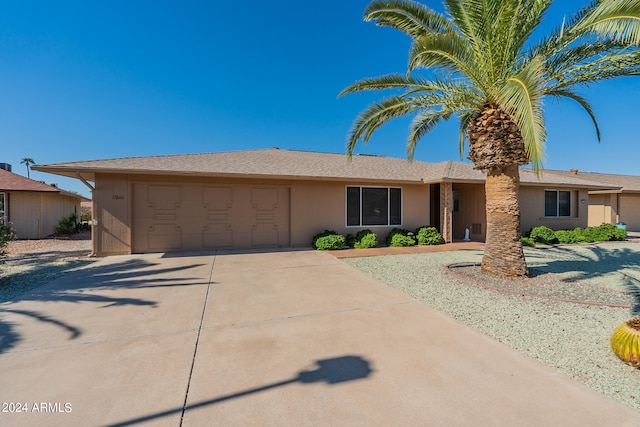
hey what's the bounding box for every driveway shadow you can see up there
[108,355,373,427]
[0,257,212,354]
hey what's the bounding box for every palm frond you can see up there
[346,96,423,157]
[495,0,553,76]
[339,74,460,97]
[406,109,451,160]
[552,50,640,87]
[573,0,640,45]
[457,110,475,158]
[364,0,454,39]
[544,39,633,79]
[443,0,486,64]
[408,33,478,81]
[525,2,603,65]
[547,88,601,141]
[499,56,546,173]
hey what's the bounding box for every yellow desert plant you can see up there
[611,318,640,368]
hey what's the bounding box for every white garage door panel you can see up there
[133,183,289,253]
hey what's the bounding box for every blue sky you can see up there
[1,1,639,198]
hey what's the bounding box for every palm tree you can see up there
[340,0,640,278]
[20,157,36,179]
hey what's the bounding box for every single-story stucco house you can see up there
[32,148,619,256]
[537,169,640,231]
[0,164,86,239]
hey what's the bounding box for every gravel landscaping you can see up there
[344,242,640,413]
[0,234,95,303]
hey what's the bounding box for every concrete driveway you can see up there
[1,249,639,426]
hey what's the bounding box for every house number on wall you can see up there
[112,195,125,200]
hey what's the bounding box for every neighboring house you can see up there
[33,149,617,256]
[0,165,86,239]
[538,169,640,231]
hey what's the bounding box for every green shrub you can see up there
[549,224,627,245]
[0,223,15,261]
[353,229,378,249]
[345,233,355,247]
[530,226,557,245]
[594,223,627,241]
[554,229,578,244]
[386,228,416,247]
[415,226,442,245]
[53,213,79,236]
[521,237,535,247]
[312,230,345,250]
[569,227,590,243]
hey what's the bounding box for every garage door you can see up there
[620,195,640,232]
[132,183,290,253]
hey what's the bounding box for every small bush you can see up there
[415,226,442,245]
[571,227,592,243]
[353,229,378,249]
[521,237,535,247]
[386,228,416,247]
[594,223,627,241]
[345,233,355,248]
[540,224,627,245]
[554,229,578,244]
[0,223,15,261]
[54,213,79,236]
[312,230,345,250]
[530,226,557,245]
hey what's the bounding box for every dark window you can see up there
[346,187,402,226]
[558,191,571,216]
[346,187,360,226]
[389,188,401,226]
[545,190,571,217]
[362,188,388,225]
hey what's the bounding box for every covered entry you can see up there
[132,183,290,252]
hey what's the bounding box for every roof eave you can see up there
[33,166,424,185]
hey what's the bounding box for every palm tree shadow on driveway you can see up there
[0,258,212,354]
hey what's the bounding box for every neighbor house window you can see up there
[545,190,571,217]
[346,187,402,226]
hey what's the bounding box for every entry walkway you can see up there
[1,250,639,426]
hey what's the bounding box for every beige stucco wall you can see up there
[587,193,640,232]
[588,194,619,227]
[619,194,640,231]
[9,191,80,239]
[520,187,588,233]
[94,173,131,255]
[290,181,429,247]
[92,173,431,255]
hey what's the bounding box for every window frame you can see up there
[544,190,572,218]
[345,186,403,227]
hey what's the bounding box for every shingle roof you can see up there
[32,148,619,190]
[0,168,61,192]
[535,169,640,193]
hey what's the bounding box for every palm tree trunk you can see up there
[481,164,528,277]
